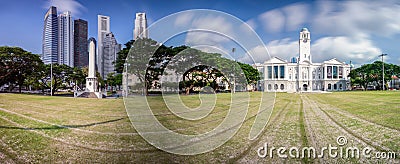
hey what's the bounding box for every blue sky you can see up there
[1,0,400,67]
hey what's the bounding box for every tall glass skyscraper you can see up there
[134,13,148,40]
[97,15,110,77]
[42,6,58,64]
[58,11,74,67]
[74,19,88,68]
[102,32,121,79]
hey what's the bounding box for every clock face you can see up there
[303,39,307,43]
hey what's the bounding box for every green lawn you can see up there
[0,91,398,163]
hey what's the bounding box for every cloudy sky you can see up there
[1,0,399,66]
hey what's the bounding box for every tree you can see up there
[106,72,116,93]
[349,61,400,90]
[0,46,44,93]
[115,40,135,73]
[238,62,260,90]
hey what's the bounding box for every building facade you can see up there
[255,28,351,92]
[97,15,111,77]
[73,19,88,68]
[134,12,148,40]
[58,11,74,67]
[102,32,121,79]
[42,6,58,64]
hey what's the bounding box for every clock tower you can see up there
[299,28,311,63]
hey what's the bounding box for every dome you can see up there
[301,28,309,32]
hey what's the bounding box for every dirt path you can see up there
[302,95,398,163]
[235,94,304,163]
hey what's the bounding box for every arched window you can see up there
[334,84,337,90]
[268,84,272,91]
[328,84,332,90]
[280,84,284,90]
[339,84,343,90]
[274,84,278,90]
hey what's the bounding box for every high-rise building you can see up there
[97,15,110,77]
[74,19,88,68]
[58,11,74,67]
[134,12,148,39]
[102,32,121,79]
[42,6,58,64]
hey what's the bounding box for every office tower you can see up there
[74,19,88,68]
[97,15,110,77]
[133,12,148,39]
[42,6,58,64]
[102,32,121,79]
[58,11,74,67]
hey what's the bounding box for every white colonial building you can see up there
[255,28,351,92]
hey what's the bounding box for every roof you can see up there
[301,28,309,32]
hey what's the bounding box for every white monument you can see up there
[86,37,98,92]
[75,37,104,98]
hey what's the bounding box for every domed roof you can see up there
[301,28,309,32]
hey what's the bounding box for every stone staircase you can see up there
[78,92,99,98]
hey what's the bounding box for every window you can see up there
[289,74,292,79]
[280,66,285,79]
[267,66,272,79]
[334,84,338,90]
[274,84,278,90]
[339,84,343,90]
[327,66,332,78]
[280,84,284,90]
[274,66,278,79]
[268,84,272,90]
[333,66,338,78]
[328,84,332,90]
[339,67,343,78]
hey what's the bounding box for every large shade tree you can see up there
[0,46,43,92]
[349,61,400,90]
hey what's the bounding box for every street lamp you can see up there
[50,62,53,96]
[379,54,387,91]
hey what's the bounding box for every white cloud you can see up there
[174,12,193,27]
[45,0,86,17]
[245,19,257,31]
[312,36,382,64]
[184,15,235,51]
[258,9,285,33]
[312,0,400,38]
[240,38,296,64]
[282,3,309,31]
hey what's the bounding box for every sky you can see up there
[1,0,400,67]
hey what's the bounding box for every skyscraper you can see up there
[42,6,58,64]
[97,15,110,77]
[58,11,74,67]
[134,12,148,39]
[74,19,88,68]
[102,32,121,79]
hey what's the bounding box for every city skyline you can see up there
[1,0,400,67]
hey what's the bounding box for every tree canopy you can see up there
[349,61,400,90]
[122,38,259,95]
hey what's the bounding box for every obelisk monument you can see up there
[86,37,98,93]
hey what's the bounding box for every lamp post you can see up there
[379,54,387,91]
[50,62,53,96]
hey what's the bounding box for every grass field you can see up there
[0,91,398,163]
